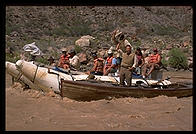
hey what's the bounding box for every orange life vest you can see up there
[150,54,160,63]
[94,58,104,72]
[60,54,70,62]
[59,54,70,69]
[105,56,113,67]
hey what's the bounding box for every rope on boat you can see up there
[32,64,39,83]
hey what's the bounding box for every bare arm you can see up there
[128,55,138,71]
[154,55,161,64]
[90,61,97,72]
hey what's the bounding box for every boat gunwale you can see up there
[60,79,193,91]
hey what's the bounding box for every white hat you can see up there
[108,49,113,54]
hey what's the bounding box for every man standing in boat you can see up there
[88,52,104,76]
[111,29,133,74]
[58,48,70,69]
[120,45,137,87]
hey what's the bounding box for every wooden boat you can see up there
[60,79,193,101]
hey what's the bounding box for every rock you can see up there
[78,53,87,64]
[166,45,173,50]
[47,46,54,52]
[47,91,56,97]
[98,49,106,58]
[75,35,95,48]
[161,50,169,56]
[75,38,90,47]
[165,57,169,61]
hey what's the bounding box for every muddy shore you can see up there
[5,71,193,131]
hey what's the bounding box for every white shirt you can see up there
[69,55,80,69]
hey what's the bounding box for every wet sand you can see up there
[5,71,193,131]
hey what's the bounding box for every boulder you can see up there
[75,38,90,47]
[78,53,88,64]
[75,35,95,48]
[98,49,106,58]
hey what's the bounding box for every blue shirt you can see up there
[105,57,117,65]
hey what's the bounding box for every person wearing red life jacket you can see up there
[103,49,117,76]
[141,48,161,78]
[58,48,70,69]
[88,52,104,76]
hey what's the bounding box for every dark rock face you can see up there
[6,6,193,71]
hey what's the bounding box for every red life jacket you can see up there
[150,54,160,63]
[60,54,70,65]
[105,56,113,67]
[94,58,104,72]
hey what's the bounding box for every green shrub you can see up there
[36,57,48,65]
[168,48,188,69]
[152,24,181,37]
[6,23,21,35]
[161,54,168,67]
[53,17,93,37]
[6,53,20,63]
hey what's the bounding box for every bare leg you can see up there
[142,63,148,77]
[146,63,155,77]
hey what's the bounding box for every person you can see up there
[111,29,133,70]
[141,48,161,78]
[58,48,70,69]
[68,49,80,70]
[120,45,137,87]
[88,52,104,76]
[29,55,37,62]
[103,49,117,76]
[47,56,56,67]
[134,47,145,74]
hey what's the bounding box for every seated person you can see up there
[88,52,104,76]
[58,48,70,69]
[68,49,80,70]
[134,47,145,74]
[141,48,161,78]
[103,49,117,75]
[47,56,56,67]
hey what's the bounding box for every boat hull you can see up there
[6,61,42,91]
[60,79,193,101]
[15,60,73,93]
